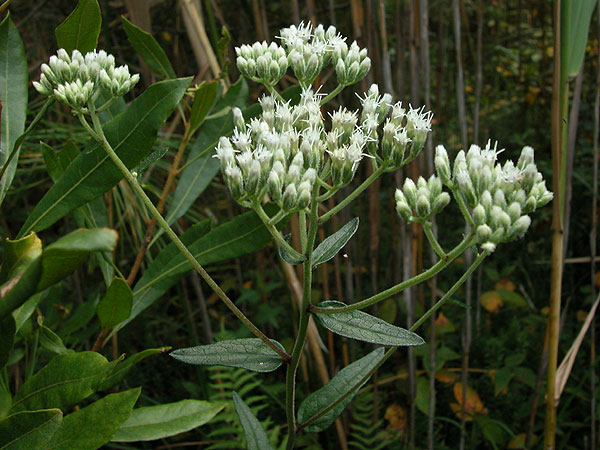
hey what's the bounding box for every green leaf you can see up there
[0,232,42,284]
[494,367,513,396]
[232,392,274,450]
[10,351,110,413]
[37,317,68,355]
[561,0,597,81]
[415,376,430,415]
[170,338,286,372]
[121,16,176,79]
[312,218,359,268]
[0,386,11,419]
[0,15,28,207]
[297,348,385,432]
[55,0,101,53]
[504,352,525,367]
[97,278,132,329]
[46,388,140,450]
[97,347,171,391]
[215,77,248,111]
[125,206,281,329]
[189,81,219,134]
[19,78,191,236]
[0,409,62,450]
[12,294,42,332]
[165,147,220,225]
[278,234,305,265]
[315,301,425,346]
[111,399,224,442]
[0,316,16,370]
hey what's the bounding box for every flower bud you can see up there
[403,178,418,207]
[416,194,431,218]
[481,242,497,253]
[268,170,282,201]
[507,202,521,222]
[282,183,298,210]
[457,171,476,207]
[432,192,450,214]
[512,215,531,236]
[476,224,492,242]
[297,181,312,208]
[518,146,535,170]
[435,145,452,186]
[225,165,244,199]
[473,204,487,225]
[232,107,245,131]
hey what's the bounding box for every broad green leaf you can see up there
[494,367,513,396]
[111,399,224,442]
[297,348,384,432]
[170,338,286,372]
[0,232,42,284]
[19,78,191,236]
[121,16,176,79]
[232,392,274,450]
[97,278,132,329]
[0,387,10,419]
[315,301,425,346]
[312,218,359,268]
[0,316,15,370]
[165,147,220,225]
[278,234,305,265]
[189,81,219,134]
[0,409,62,450]
[10,351,110,413]
[55,0,101,53]
[124,207,282,329]
[0,15,28,207]
[41,141,113,285]
[37,317,68,355]
[97,347,171,391]
[46,388,140,450]
[561,0,597,81]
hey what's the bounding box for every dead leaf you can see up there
[481,291,503,313]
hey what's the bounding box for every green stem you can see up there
[0,98,53,182]
[254,203,306,262]
[319,164,387,224]
[96,96,117,113]
[320,84,345,106]
[87,109,290,361]
[311,231,476,314]
[423,222,446,259]
[299,211,307,254]
[285,191,319,450]
[266,84,285,102]
[410,251,488,332]
[298,250,488,432]
[452,189,474,227]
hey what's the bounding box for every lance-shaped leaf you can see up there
[278,234,305,265]
[315,301,425,346]
[97,347,171,391]
[45,388,140,450]
[561,1,597,81]
[297,348,385,432]
[0,409,62,450]
[111,399,224,442]
[0,232,42,284]
[0,15,28,207]
[170,339,286,372]
[232,392,274,450]
[19,78,191,237]
[189,81,219,134]
[55,0,101,53]
[10,351,110,413]
[97,278,132,329]
[121,16,176,79]
[37,317,68,355]
[124,206,283,329]
[312,218,359,268]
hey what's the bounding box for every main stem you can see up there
[87,111,289,361]
[285,195,319,450]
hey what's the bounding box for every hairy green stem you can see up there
[319,164,387,224]
[452,189,474,227]
[266,83,285,102]
[311,231,476,314]
[87,109,290,361]
[298,251,487,432]
[320,84,345,106]
[285,191,319,450]
[299,211,307,253]
[254,202,306,262]
[423,221,447,259]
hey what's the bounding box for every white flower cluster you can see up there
[395,175,451,222]
[214,89,373,211]
[33,49,139,112]
[235,22,370,88]
[434,142,553,252]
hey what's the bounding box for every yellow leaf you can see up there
[452,382,487,421]
[495,278,516,291]
[385,404,407,432]
[435,370,458,384]
[481,291,503,313]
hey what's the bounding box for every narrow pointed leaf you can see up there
[111,399,224,442]
[121,16,176,79]
[97,347,171,391]
[37,317,68,355]
[55,0,101,53]
[312,218,359,268]
[170,339,286,372]
[0,409,62,450]
[278,234,305,265]
[315,301,425,346]
[0,15,28,206]
[10,351,110,413]
[189,81,219,133]
[297,348,385,432]
[0,232,42,284]
[561,0,597,81]
[232,392,274,450]
[97,278,132,329]
[19,78,191,236]
[45,388,140,450]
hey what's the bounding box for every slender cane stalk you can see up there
[85,109,290,361]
